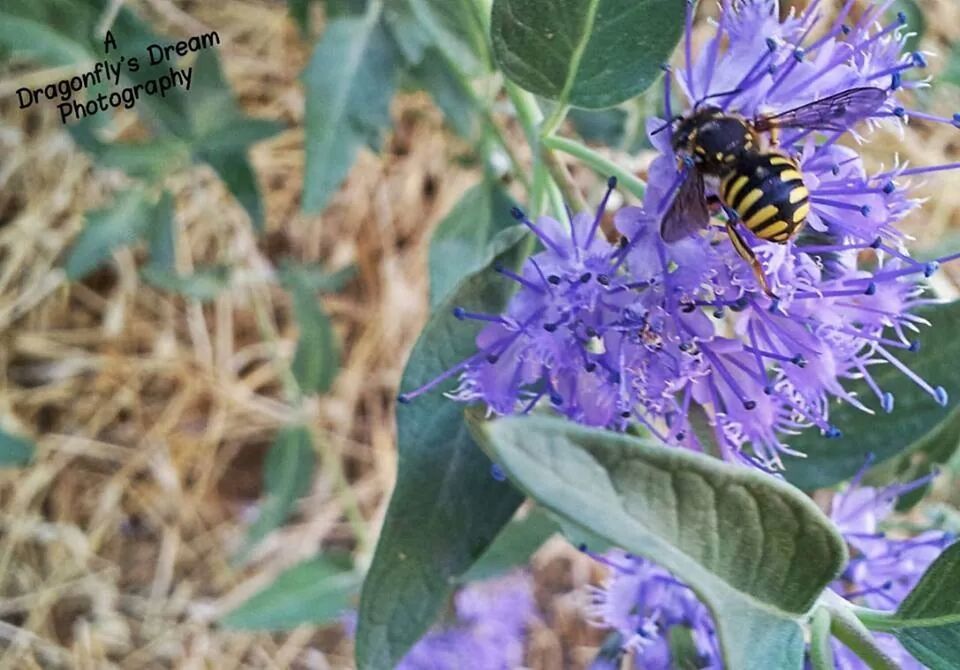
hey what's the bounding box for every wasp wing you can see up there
[754,87,887,133]
[660,170,710,243]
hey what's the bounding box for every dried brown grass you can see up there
[0,1,958,668]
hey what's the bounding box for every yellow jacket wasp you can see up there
[658,87,887,296]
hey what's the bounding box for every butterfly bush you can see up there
[402,0,958,471]
[586,474,952,669]
[393,572,536,669]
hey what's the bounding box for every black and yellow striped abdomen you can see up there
[719,153,810,243]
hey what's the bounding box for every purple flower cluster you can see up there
[828,474,953,668]
[401,0,960,472]
[394,571,536,670]
[585,550,721,668]
[585,475,953,669]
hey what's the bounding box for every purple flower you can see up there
[632,0,960,467]
[585,550,721,669]
[828,472,953,668]
[394,571,536,670]
[400,0,960,472]
[584,475,954,669]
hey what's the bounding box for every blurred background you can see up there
[1,0,959,668]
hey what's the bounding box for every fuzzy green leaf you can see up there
[474,415,848,670]
[407,50,480,140]
[458,507,559,583]
[355,227,529,670]
[0,1,99,67]
[785,301,960,491]
[303,6,399,212]
[284,270,340,395]
[490,0,685,108]
[428,181,516,308]
[0,428,35,467]
[866,541,960,669]
[240,427,316,559]
[279,262,356,294]
[65,187,154,280]
[141,266,231,302]
[384,0,487,73]
[222,554,361,630]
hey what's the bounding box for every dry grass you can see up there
[0,1,958,668]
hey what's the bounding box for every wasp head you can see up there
[670,106,724,154]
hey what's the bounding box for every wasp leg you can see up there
[725,220,777,298]
[706,194,726,219]
[769,122,781,147]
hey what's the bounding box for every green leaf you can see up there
[355,226,530,670]
[202,150,270,234]
[862,405,960,511]
[490,0,685,109]
[303,5,400,213]
[474,415,848,670]
[669,625,705,670]
[221,554,361,630]
[569,107,627,146]
[0,12,92,66]
[279,262,356,294]
[0,428,35,467]
[1,3,275,232]
[289,0,315,34]
[407,50,480,140]
[187,51,281,232]
[384,0,487,73]
[240,427,316,559]
[865,541,960,668]
[184,51,283,147]
[75,136,192,182]
[323,0,370,18]
[428,181,516,308]
[458,507,559,583]
[283,270,340,395]
[383,1,433,65]
[784,301,960,491]
[944,42,960,88]
[145,191,176,270]
[195,118,284,156]
[65,187,154,280]
[591,631,626,669]
[414,0,488,74]
[141,266,231,302]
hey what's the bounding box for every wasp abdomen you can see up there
[720,153,810,243]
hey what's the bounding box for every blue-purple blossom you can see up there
[398,0,960,473]
[584,475,954,669]
[393,571,536,670]
[827,473,953,669]
[585,550,721,668]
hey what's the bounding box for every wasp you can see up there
[659,87,888,296]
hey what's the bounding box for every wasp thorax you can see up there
[673,108,757,175]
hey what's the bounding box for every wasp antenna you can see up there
[652,115,682,136]
[694,87,744,110]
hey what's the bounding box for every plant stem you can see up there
[504,80,542,152]
[311,429,372,555]
[409,8,528,189]
[504,81,558,216]
[541,102,570,137]
[822,590,900,670]
[250,289,303,406]
[250,288,371,553]
[542,146,587,212]
[542,134,647,200]
[809,606,836,670]
[479,104,530,189]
